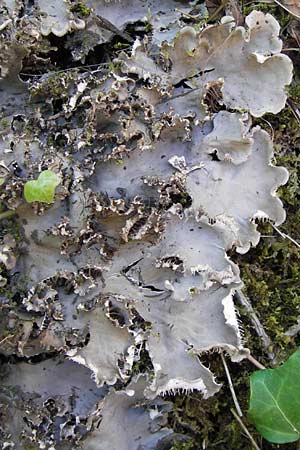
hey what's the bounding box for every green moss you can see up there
[242,3,290,29]
[30,72,75,100]
[287,83,300,100]
[22,441,40,450]
[107,61,122,72]
[114,42,130,49]
[0,119,9,129]
[131,346,154,378]
[144,22,153,33]
[171,441,194,450]
[70,2,91,17]
[47,134,55,146]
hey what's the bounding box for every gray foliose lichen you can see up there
[0,1,292,448]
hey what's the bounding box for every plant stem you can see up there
[297,440,300,450]
[221,353,243,417]
[235,290,276,364]
[175,8,200,20]
[247,354,266,370]
[0,334,14,346]
[206,0,228,23]
[231,408,262,450]
[273,0,300,19]
[272,224,300,249]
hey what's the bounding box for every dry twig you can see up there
[221,353,243,417]
[230,408,262,450]
[273,0,300,19]
[235,290,276,363]
[246,354,266,370]
[0,334,14,346]
[287,98,300,124]
[272,224,300,249]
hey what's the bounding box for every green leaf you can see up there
[249,349,300,444]
[24,170,61,204]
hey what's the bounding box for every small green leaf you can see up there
[249,349,300,444]
[24,170,61,204]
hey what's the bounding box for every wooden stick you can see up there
[287,98,300,124]
[235,290,276,363]
[231,408,262,450]
[272,224,300,249]
[247,354,266,371]
[0,334,14,346]
[221,353,243,417]
[273,0,300,19]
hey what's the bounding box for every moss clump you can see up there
[30,72,75,100]
[131,346,154,378]
[113,42,131,49]
[0,118,9,129]
[70,2,91,17]
[144,22,153,33]
[171,441,194,450]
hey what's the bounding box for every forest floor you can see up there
[169,2,300,449]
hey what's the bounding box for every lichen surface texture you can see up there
[0,1,296,449]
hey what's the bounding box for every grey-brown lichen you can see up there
[0,1,292,448]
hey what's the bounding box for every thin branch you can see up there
[258,117,274,141]
[231,408,262,450]
[272,224,300,249]
[158,86,202,104]
[0,19,12,31]
[283,48,300,52]
[273,0,300,19]
[297,439,300,450]
[287,98,300,125]
[243,0,273,4]
[206,0,228,23]
[19,62,111,78]
[94,14,134,42]
[175,8,200,20]
[235,290,276,363]
[221,353,243,417]
[246,354,266,370]
[0,334,14,346]
[243,0,300,19]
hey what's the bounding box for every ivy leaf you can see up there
[249,349,300,443]
[24,170,61,204]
